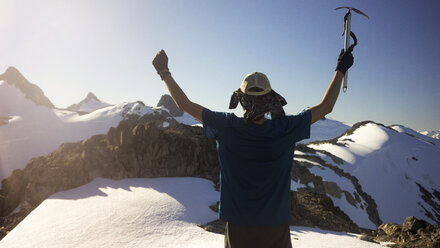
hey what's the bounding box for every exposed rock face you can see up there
[0,113,219,239]
[293,143,382,227]
[361,216,440,248]
[290,190,364,233]
[156,94,184,117]
[0,67,55,109]
[199,190,367,235]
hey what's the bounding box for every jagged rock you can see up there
[0,113,221,240]
[0,67,54,108]
[362,216,440,248]
[198,219,225,234]
[402,216,428,234]
[156,94,184,117]
[0,170,28,217]
[290,190,364,234]
[323,181,342,198]
[201,190,368,235]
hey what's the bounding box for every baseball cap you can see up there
[240,72,272,96]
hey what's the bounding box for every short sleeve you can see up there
[287,109,312,142]
[202,108,231,139]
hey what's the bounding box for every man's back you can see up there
[202,108,311,226]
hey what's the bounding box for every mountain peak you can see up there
[67,92,110,113]
[85,92,99,101]
[0,67,55,109]
[156,94,183,117]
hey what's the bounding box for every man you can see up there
[152,48,354,248]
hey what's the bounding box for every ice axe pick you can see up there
[335,6,369,92]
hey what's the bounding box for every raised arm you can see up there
[152,50,204,123]
[310,48,354,124]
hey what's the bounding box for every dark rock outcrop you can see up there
[290,190,365,233]
[361,216,440,248]
[199,190,368,235]
[0,67,55,109]
[0,113,218,239]
[156,94,184,117]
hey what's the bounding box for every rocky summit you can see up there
[361,216,440,248]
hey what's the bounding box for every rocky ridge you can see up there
[0,67,54,109]
[361,216,440,248]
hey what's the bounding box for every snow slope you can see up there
[390,124,440,147]
[0,177,390,248]
[300,117,351,143]
[306,122,440,227]
[0,80,198,181]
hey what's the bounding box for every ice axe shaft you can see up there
[335,6,369,93]
[343,10,351,93]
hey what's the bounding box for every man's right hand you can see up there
[153,49,171,80]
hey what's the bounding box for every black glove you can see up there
[152,49,171,80]
[335,45,354,74]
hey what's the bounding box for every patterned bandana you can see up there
[229,89,287,123]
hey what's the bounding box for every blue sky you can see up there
[1,0,439,131]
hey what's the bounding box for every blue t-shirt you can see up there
[202,108,311,226]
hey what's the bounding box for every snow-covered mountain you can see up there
[293,121,440,229]
[67,92,112,113]
[0,68,199,181]
[0,67,54,109]
[0,177,391,248]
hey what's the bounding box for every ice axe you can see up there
[335,6,369,92]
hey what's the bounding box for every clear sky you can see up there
[1,0,439,131]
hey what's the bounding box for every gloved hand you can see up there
[153,49,171,80]
[335,45,354,74]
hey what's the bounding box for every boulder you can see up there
[402,216,428,234]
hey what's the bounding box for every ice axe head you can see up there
[335,6,369,19]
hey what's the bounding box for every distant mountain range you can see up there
[419,129,440,140]
[0,67,439,245]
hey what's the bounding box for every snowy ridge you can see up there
[0,178,390,248]
[390,124,440,147]
[301,122,440,228]
[300,117,351,143]
[0,80,199,180]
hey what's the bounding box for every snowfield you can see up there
[0,177,391,248]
